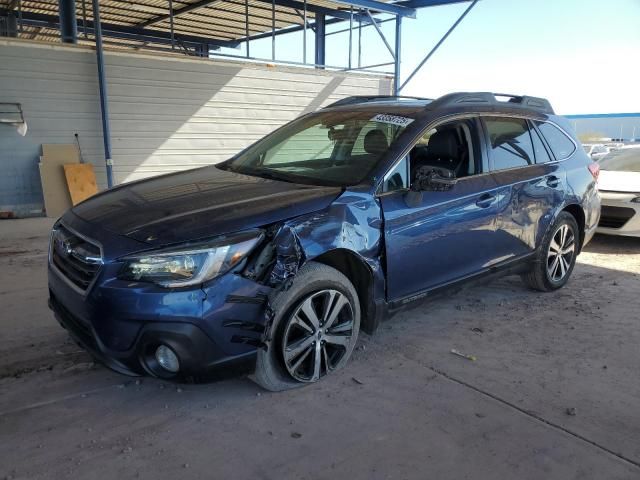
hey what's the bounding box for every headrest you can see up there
[427,129,458,159]
[364,129,388,155]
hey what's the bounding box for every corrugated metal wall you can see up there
[0,39,392,216]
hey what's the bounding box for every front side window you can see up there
[535,121,576,160]
[408,118,480,187]
[484,117,535,170]
[220,109,419,186]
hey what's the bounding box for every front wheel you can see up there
[522,211,579,292]
[252,262,360,392]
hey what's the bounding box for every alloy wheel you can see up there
[281,289,355,383]
[547,224,575,282]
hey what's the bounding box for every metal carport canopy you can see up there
[0,0,470,53]
[1,0,477,188]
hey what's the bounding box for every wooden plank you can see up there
[39,161,73,218]
[41,144,80,164]
[39,144,80,218]
[63,164,99,206]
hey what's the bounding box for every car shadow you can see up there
[583,234,640,254]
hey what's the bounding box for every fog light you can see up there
[155,345,180,373]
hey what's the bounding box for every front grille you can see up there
[598,205,636,229]
[50,225,102,290]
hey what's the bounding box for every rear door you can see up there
[481,116,567,257]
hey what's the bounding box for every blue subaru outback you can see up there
[48,92,601,390]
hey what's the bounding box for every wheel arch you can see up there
[311,248,380,335]
[561,203,586,253]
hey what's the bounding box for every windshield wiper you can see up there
[219,164,347,188]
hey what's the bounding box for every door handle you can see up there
[546,175,560,188]
[476,193,496,208]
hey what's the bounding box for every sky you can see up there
[218,0,640,115]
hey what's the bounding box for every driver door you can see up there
[380,117,514,302]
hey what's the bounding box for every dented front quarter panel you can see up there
[270,186,386,302]
[204,186,386,356]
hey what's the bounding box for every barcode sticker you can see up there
[371,114,414,127]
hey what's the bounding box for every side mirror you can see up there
[414,167,458,192]
[404,168,458,207]
[427,173,457,190]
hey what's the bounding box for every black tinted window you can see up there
[531,126,552,163]
[485,118,535,170]
[535,121,576,160]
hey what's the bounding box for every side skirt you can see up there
[386,252,536,313]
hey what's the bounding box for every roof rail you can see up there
[324,95,433,109]
[429,92,555,114]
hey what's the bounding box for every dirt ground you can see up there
[1,217,639,480]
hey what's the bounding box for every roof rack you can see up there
[324,95,433,109]
[429,92,555,114]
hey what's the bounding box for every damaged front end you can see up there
[206,188,387,363]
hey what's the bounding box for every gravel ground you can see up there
[1,218,639,480]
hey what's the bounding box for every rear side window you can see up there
[484,117,535,171]
[530,126,553,163]
[535,121,576,160]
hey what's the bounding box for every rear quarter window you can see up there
[535,121,576,160]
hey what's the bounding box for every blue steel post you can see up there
[314,13,325,68]
[393,14,402,95]
[58,0,77,43]
[92,0,114,188]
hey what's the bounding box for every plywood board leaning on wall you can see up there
[39,144,79,218]
[63,164,98,206]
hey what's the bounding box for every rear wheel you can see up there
[522,211,579,292]
[252,262,360,391]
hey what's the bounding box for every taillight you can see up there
[588,163,600,182]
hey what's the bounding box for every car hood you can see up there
[599,171,640,193]
[72,166,343,246]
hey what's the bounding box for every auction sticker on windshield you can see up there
[371,114,414,127]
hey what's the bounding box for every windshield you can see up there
[597,148,640,172]
[219,109,419,186]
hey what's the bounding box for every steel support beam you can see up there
[139,0,374,29]
[393,15,401,95]
[138,0,224,28]
[331,0,415,18]
[398,0,471,7]
[16,11,239,48]
[366,9,395,60]
[91,0,114,188]
[241,15,343,43]
[0,12,18,36]
[314,12,325,68]
[253,0,372,24]
[58,0,77,43]
[399,0,477,91]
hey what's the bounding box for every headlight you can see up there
[632,196,640,203]
[119,231,263,288]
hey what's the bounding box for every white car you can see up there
[597,146,640,237]
[584,144,613,161]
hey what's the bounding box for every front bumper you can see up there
[597,191,640,238]
[49,293,255,378]
[48,216,273,380]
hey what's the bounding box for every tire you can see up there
[522,211,580,292]
[252,261,361,392]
